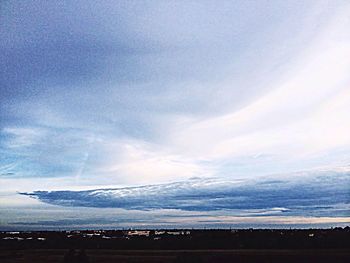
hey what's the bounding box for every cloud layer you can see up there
[22,169,350,217]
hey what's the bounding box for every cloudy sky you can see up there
[1,0,350,229]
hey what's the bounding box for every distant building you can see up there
[127,230,150,237]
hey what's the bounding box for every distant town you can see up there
[1,228,350,262]
[1,227,349,250]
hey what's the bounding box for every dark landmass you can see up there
[1,228,349,262]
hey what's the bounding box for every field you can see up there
[1,229,349,262]
[1,249,350,263]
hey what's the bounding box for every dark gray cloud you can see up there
[22,170,350,216]
[0,0,318,119]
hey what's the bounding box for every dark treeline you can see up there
[1,228,349,250]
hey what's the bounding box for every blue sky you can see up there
[1,0,350,229]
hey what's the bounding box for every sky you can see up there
[0,0,350,229]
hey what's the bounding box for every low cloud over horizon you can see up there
[22,168,350,216]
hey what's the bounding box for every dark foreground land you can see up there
[1,249,350,263]
[1,228,349,262]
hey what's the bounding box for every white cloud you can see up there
[165,7,350,169]
[83,139,214,185]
